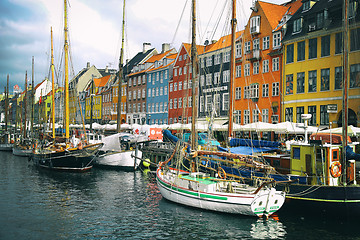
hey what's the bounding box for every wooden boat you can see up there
[31,0,103,171]
[156,0,286,218]
[0,75,13,151]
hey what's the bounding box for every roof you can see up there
[123,48,156,76]
[258,1,289,31]
[93,75,111,88]
[204,30,244,53]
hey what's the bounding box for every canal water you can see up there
[1,151,359,240]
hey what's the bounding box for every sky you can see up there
[0,0,289,93]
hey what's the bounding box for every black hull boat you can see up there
[31,144,102,172]
[276,183,360,218]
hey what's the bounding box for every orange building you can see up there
[234,0,302,129]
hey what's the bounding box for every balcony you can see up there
[245,49,261,61]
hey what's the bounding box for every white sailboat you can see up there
[156,0,286,218]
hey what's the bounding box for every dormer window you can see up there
[250,16,260,34]
[303,1,311,11]
[293,18,303,33]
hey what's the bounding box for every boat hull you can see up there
[0,143,13,151]
[31,144,102,172]
[13,147,32,157]
[156,168,285,217]
[94,150,142,171]
[276,183,360,218]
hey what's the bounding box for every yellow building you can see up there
[282,0,360,128]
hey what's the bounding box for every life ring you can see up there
[330,162,342,178]
[218,167,226,179]
[130,147,133,151]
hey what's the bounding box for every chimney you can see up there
[162,43,170,53]
[87,62,90,69]
[105,66,108,73]
[143,43,151,53]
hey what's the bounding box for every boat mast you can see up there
[341,0,349,183]
[228,0,237,142]
[31,56,34,138]
[51,27,56,139]
[5,75,9,133]
[24,72,27,138]
[117,0,126,133]
[64,0,70,141]
[190,0,198,152]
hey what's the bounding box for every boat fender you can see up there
[330,162,341,178]
[78,141,83,150]
[218,167,226,179]
[143,159,150,168]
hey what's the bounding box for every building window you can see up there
[309,38,317,59]
[179,81,182,91]
[296,106,304,123]
[321,35,330,57]
[205,74,212,86]
[214,94,220,114]
[308,106,316,126]
[272,57,279,71]
[204,95,212,113]
[286,44,294,64]
[350,28,360,51]
[320,105,329,125]
[245,41,251,53]
[244,64,250,76]
[236,65,241,78]
[235,42,242,58]
[297,72,305,93]
[244,86,249,99]
[250,16,260,33]
[223,70,230,83]
[273,32,281,49]
[350,63,360,88]
[235,87,241,100]
[206,56,212,67]
[169,99,173,109]
[286,74,293,95]
[200,96,204,112]
[335,32,343,54]
[234,110,241,124]
[214,72,220,84]
[320,68,330,91]
[262,59,269,73]
[262,109,269,123]
[223,93,229,111]
[253,39,260,50]
[285,107,293,122]
[297,41,305,61]
[262,84,269,97]
[308,70,317,92]
[244,110,250,124]
[293,18,303,33]
[272,82,279,96]
[335,66,343,90]
[263,36,270,50]
[174,98,177,109]
[223,51,230,63]
[253,109,259,123]
[213,54,220,65]
[253,62,259,75]
[174,82,177,91]
[178,98,182,108]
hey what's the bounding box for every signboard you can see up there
[327,104,337,113]
[149,128,163,140]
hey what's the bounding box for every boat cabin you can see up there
[289,133,357,186]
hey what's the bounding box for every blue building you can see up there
[146,52,176,125]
